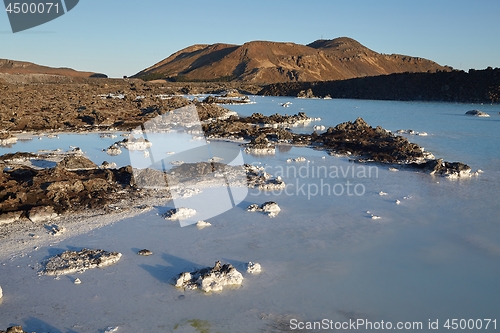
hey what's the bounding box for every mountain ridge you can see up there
[0,58,106,78]
[133,37,450,83]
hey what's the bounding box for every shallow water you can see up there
[1,98,500,332]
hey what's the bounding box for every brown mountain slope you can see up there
[133,37,449,83]
[0,59,106,78]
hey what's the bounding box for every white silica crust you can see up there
[247,201,281,218]
[246,262,262,274]
[196,221,212,229]
[163,207,197,220]
[175,261,244,293]
[42,249,122,276]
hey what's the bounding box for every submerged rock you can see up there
[244,136,276,155]
[465,110,490,117]
[246,262,262,274]
[42,248,122,275]
[137,249,153,256]
[247,201,281,218]
[245,164,285,191]
[57,155,98,170]
[163,207,197,220]
[175,261,244,293]
[116,137,152,150]
[100,161,117,169]
[410,158,475,178]
[396,129,428,136]
[286,156,306,163]
[196,220,212,229]
[105,144,122,156]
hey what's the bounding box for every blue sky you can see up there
[1,0,499,78]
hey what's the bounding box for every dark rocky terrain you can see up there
[259,67,500,103]
[0,154,136,224]
[133,37,448,83]
[203,113,472,175]
[0,79,252,132]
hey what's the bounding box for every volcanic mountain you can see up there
[133,37,449,83]
[0,58,106,78]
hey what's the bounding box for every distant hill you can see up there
[259,67,500,103]
[0,59,107,78]
[133,37,449,83]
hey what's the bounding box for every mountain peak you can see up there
[133,37,448,83]
[307,37,364,50]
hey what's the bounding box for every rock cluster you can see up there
[315,117,426,163]
[0,154,135,222]
[465,110,490,117]
[244,136,276,155]
[247,201,281,218]
[204,113,472,176]
[116,137,152,151]
[245,164,285,191]
[42,248,122,275]
[137,249,153,256]
[409,158,474,178]
[163,207,197,221]
[202,112,314,144]
[57,155,98,170]
[175,261,244,293]
[105,144,122,156]
[246,262,262,274]
[196,221,212,229]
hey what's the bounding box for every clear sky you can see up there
[1,0,499,78]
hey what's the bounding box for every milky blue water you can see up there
[1,97,499,332]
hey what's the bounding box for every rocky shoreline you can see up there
[203,112,474,176]
[0,107,476,233]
